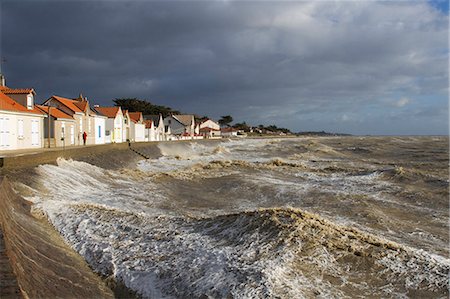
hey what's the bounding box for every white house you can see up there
[92,113,106,144]
[122,110,131,142]
[221,127,239,137]
[144,114,165,141]
[95,106,124,143]
[0,85,45,151]
[199,119,221,138]
[129,112,145,142]
[164,114,195,137]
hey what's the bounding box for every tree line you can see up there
[113,98,292,134]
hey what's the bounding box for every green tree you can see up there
[233,121,250,132]
[113,98,180,117]
[218,115,233,127]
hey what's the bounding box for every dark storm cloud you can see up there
[1,0,448,134]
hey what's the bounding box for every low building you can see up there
[42,94,100,145]
[144,114,165,141]
[0,82,46,150]
[199,119,221,138]
[129,112,145,142]
[90,106,107,145]
[122,110,131,142]
[94,106,124,143]
[221,127,239,137]
[164,114,195,136]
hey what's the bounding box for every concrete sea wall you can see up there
[0,176,114,298]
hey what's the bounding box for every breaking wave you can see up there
[40,205,449,298]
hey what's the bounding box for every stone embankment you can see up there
[0,177,114,298]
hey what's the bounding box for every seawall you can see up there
[0,176,114,298]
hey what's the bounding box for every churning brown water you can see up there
[17,136,449,298]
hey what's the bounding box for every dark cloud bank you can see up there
[1,0,448,135]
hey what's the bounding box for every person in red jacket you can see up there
[82,131,87,145]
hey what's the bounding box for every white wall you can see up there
[134,123,145,142]
[0,111,44,150]
[200,119,220,130]
[94,116,106,144]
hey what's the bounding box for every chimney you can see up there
[0,74,5,87]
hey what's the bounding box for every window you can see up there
[27,95,33,110]
[61,122,65,139]
[88,118,91,133]
[98,125,101,138]
[18,119,24,139]
[31,120,39,146]
[79,118,83,132]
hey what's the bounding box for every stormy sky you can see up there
[1,0,448,135]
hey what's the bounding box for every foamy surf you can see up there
[20,137,449,298]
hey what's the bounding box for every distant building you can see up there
[164,114,195,136]
[199,119,221,138]
[0,82,45,150]
[221,127,238,137]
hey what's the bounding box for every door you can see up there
[31,120,40,146]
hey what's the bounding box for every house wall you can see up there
[121,112,130,142]
[94,116,106,145]
[134,123,145,142]
[221,131,238,137]
[129,121,135,141]
[54,119,76,147]
[164,116,186,135]
[0,111,44,150]
[156,116,165,141]
[113,114,123,143]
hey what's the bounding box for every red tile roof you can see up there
[129,112,142,123]
[95,106,121,118]
[50,96,84,113]
[0,91,44,115]
[74,100,88,112]
[143,119,153,129]
[35,105,74,120]
[0,86,36,95]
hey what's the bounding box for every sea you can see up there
[18,136,449,298]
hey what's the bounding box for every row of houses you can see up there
[0,77,235,151]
